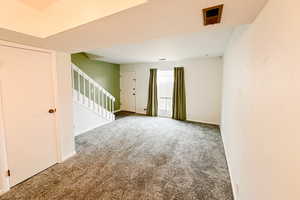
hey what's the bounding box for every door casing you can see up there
[0,40,62,193]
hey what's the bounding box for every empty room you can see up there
[0,0,299,200]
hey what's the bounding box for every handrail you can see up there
[72,64,115,101]
[71,63,115,121]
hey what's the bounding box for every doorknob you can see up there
[48,108,56,113]
[132,93,136,95]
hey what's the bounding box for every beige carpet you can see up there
[0,113,233,200]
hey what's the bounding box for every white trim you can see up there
[51,52,63,163]
[186,119,220,126]
[72,64,115,101]
[0,189,9,196]
[71,64,116,121]
[113,109,121,113]
[119,110,137,113]
[220,126,237,200]
[0,40,61,193]
[0,81,10,196]
[60,151,76,163]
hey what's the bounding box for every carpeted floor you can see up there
[0,113,233,200]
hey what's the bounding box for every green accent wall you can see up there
[71,53,120,110]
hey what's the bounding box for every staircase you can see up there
[71,64,115,135]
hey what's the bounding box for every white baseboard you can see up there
[186,118,220,126]
[220,128,237,200]
[224,149,237,200]
[61,151,76,162]
[113,109,121,113]
[0,188,9,196]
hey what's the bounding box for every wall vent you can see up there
[203,4,224,25]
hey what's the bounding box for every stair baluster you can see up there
[71,64,116,122]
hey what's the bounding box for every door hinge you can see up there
[7,170,10,177]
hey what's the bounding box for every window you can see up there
[157,70,173,117]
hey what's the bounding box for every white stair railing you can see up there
[71,64,115,121]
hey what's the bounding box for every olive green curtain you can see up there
[146,69,158,116]
[172,67,186,120]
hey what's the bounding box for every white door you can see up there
[120,72,136,112]
[0,45,57,186]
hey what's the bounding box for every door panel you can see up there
[0,46,57,186]
[120,72,136,112]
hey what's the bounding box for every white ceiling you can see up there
[0,0,146,38]
[0,0,268,54]
[86,26,234,64]
[18,0,60,10]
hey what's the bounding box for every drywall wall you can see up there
[121,57,223,124]
[71,53,121,110]
[54,52,76,161]
[73,102,110,136]
[221,0,300,199]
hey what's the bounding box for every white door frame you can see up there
[0,40,63,194]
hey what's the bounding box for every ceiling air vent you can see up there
[203,4,224,25]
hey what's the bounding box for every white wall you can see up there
[73,102,110,136]
[54,52,76,161]
[121,57,223,124]
[221,0,300,199]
